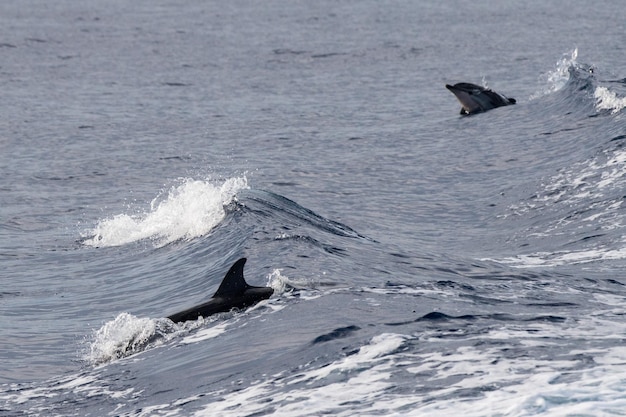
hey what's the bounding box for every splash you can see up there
[531,48,578,99]
[594,86,626,114]
[83,176,249,247]
[85,313,178,364]
[266,268,310,293]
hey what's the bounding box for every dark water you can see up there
[2,1,626,415]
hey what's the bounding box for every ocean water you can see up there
[2,0,626,415]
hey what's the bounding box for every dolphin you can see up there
[167,258,273,323]
[446,82,516,115]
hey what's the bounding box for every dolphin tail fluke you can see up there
[213,258,249,297]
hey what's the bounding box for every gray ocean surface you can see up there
[2,1,626,415]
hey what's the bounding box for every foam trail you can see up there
[188,333,408,417]
[83,177,248,248]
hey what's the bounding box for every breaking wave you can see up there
[594,86,626,114]
[82,177,249,248]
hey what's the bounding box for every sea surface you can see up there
[2,1,626,416]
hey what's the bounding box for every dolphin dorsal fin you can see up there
[213,258,249,297]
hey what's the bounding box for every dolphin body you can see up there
[167,258,273,323]
[446,82,516,115]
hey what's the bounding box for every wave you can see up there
[531,48,581,99]
[529,48,626,116]
[12,310,626,417]
[494,141,626,267]
[123,319,626,416]
[487,52,626,267]
[78,181,368,365]
[236,189,366,240]
[82,177,249,248]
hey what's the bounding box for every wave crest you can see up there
[82,177,249,248]
[531,48,579,99]
[594,86,626,114]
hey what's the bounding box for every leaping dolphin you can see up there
[446,82,516,115]
[167,258,273,323]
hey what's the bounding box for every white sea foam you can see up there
[409,323,626,416]
[187,333,409,417]
[82,176,249,248]
[13,312,626,417]
[0,371,138,413]
[486,245,626,268]
[178,321,230,345]
[595,85,626,114]
[118,313,626,417]
[85,313,176,364]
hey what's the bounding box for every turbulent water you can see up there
[2,1,626,416]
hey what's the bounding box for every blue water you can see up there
[3,1,626,415]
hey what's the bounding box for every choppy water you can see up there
[3,1,626,416]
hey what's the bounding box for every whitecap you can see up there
[594,86,626,114]
[82,176,249,248]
